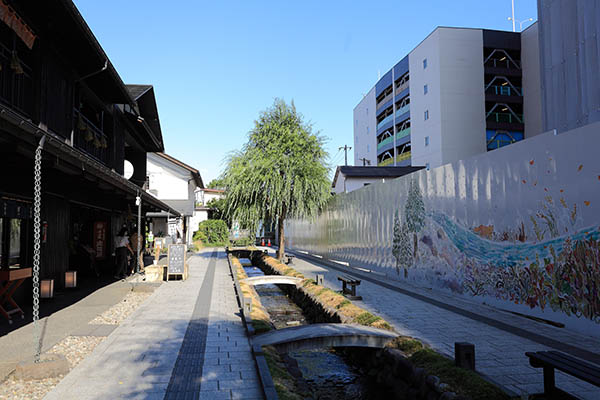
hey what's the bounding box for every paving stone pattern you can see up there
[44,249,262,400]
[198,251,263,400]
[164,252,217,399]
[286,253,600,400]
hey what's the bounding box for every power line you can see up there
[338,145,352,166]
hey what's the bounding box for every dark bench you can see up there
[337,274,362,300]
[285,254,295,265]
[525,351,600,398]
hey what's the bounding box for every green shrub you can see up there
[193,220,228,245]
[410,349,509,399]
[355,312,381,326]
[231,237,254,247]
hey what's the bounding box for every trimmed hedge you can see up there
[193,219,228,246]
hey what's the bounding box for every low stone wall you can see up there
[345,347,467,400]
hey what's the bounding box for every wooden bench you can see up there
[285,254,295,265]
[337,274,362,300]
[525,351,600,398]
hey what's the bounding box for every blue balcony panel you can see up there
[393,55,409,78]
[376,119,394,134]
[375,70,393,97]
[394,87,409,102]
[376,100,393,117]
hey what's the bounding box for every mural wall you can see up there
[286,123,600,335]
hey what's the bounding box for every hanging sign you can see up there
[0,2,36,49]
[93,221,107,259]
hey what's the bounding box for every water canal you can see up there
[241,260,394,399]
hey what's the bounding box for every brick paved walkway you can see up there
[44,249,262,400]
[281,249,600,400]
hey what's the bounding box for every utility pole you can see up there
[511,0,516,32]
[359,157,371,166]
[339,145,352,166]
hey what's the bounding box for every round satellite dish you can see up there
[124,160,134,180]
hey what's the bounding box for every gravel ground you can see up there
[89,291,152,325]
[0,336,103,400]
[0,290,153,400]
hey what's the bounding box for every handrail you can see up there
[378,157,394,167]
[73,108,109,164]
[486,85,522,97]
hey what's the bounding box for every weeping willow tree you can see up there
[222,99,331,260]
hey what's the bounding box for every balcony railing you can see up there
[396,127,410,140]
[378,157,394,167]
[73,109,109,165]
[486,85,522,97]
[487,112,523,124]
[377,113,394,130]
[376,91,393,109]
[395,104,410,118]
[484,58,521,69]
[396,151,411,162]
[377,135,394,150]
[395,80,409,93]
[0,46,34,117]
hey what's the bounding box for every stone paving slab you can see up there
[284,250,600,400]
[43,249,263,400]
[198,251,263,400]
[44,250,214,400]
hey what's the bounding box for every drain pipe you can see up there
[32,134,46,363]
[76,59,108,82]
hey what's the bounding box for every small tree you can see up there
[207,178,226,190]
[222,99,330,260]
[392,210,413,277]
[405,179,425,259]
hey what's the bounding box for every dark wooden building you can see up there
[0,0,178,311]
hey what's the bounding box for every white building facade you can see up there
[354,26,542,171]
[146,153,203,245]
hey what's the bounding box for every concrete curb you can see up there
[226,253,277,400]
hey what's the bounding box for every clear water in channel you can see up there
[242,262,392,399]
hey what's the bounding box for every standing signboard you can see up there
[167,244,187,280]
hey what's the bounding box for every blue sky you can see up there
[74,0,538,184]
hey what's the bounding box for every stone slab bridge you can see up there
[241,276,303,286]
[252,323,399,353]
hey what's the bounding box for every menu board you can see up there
[167,244,186,275]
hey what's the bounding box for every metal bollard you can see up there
[316,274,324,286]
[455,342,475,370]
[243,297,252,316]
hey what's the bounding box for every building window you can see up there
[366,126,369,134]
[355,119,358,126]
[424,110,429,121]
[423,58,427,69]
[424,84,428,95]
[364,183,371,187]
[426,163,430,170]
[367,144,370,152]
[366,108,368,115]
[425,136,429,146]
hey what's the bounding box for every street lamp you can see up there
[508,16,534,32]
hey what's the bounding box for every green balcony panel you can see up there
[377,136,394,150]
